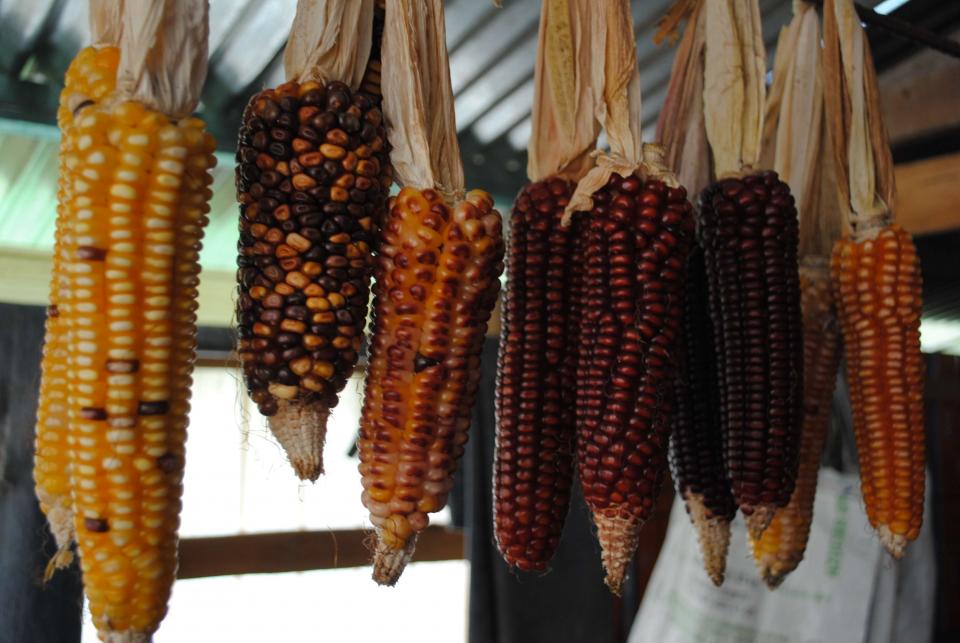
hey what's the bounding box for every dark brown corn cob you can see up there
[697,171,803,540]
[750,260,840,586]
[669,244,737,586]
[832,224,924,558]
[235,80,392,481]
[576,173,694,594]
[494,178,578,572]
[359,188,504,585]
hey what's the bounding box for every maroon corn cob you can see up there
[697,171,803,539]
[575,173,694,594]
[494,177,578,571]
[669,244,737,585]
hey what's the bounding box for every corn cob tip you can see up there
[758,566,788,590]
[744,505,777,542]
[267,400,330,482]
[684,492,731,587]
[371,531,418,587]
[593,511,642,596]
[38,495,75,562]
[101,632,151,643]
[878,525,908,560]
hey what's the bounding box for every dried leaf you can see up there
[89,0,123,47]
[656,2,711,197]
[115,0,209,118]
[382,0,464,200]
[528,0,600,182]
[702,0,766,176]
[566,0,654,220]
[823,0,894,234]
[283,0,374,88]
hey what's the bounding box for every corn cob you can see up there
[360,188,504,585]
[697,171,803,540]
[494,177,577,571]
[575,173,694,594]
[751,260,839,586]
[831,224,924,558]
[235,79,391,480]
[35,45,120,576]
[669,244,736,586]
[60,96,216,640]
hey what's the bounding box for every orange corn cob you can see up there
[751,260,840,586]
[831,224,924,558]
[35,45,120,576]
[60,93,216,640]
[359,188,504,586]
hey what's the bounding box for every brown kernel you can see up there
[275,283,295,296]
[304,284,325,296]
[307,297,330,311]
[343,153,358,172]
[313,361,335,378]
[320,143,346,160]
[303,334,327,349]
[330,187,349,202]
[286,233,311,252]
[292,174,317,190]
[332,336,351,349]
[302,261,323,276]
[299,152,322,167]
[253,323,273,337]
[313,311,336,324]
[281,319,307,334]
[286,271,310,289]
[335,174,355,189]
[328,293,346,308]
[250,286,268,300]
[290,356,313,375]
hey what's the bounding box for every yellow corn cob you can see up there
[831,224,924,558]
[751,260,840,587]
[35,45,120,577]
[61,94,215,640]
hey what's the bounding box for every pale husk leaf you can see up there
[283,0,374,88]
[702,0,766,177]
[527,0,600,182]
[655,1,711,198]
[566,0,663,221]
[115,0,209,118]
[765,3,842,258]
[382,0,464,201]
[823,0,896,235]
[89,0,124,47]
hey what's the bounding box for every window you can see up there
[81,366,466,642]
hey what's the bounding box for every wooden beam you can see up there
[894,152,960,237]
[177,525,464,579]
[880,34,960,146]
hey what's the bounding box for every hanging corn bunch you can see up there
[235,0,391,481]
[698,0,804,541]
[655,0,735,586]
[823,0,925,559]
[359,0,504,586]
[748,3,844,588]
[566,0,696,595]
[35,38,120,577]
[34,1,217,640]
[493,0,599,573]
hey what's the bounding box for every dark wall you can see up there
[0,304,82,643]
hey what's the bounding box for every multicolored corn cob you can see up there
[494,177,578,571]
[59,95,216,640]
[235,79,391,480]
[831,224,924,558]
[35,45,120,576]
[670,244,736,586]
[697,171,803,540]
[359,188,504,585]
[575,172,694,594]
[751,259,840,586]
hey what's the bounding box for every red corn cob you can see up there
[697,171,803,540]
[494,177,578,571]
[670,244,737,586]
[575,173,694,594]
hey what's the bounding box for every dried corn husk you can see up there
[527,0,600,182]
[283,0,374,87]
